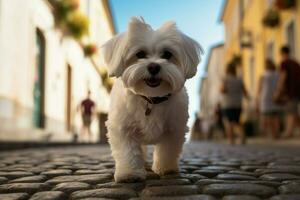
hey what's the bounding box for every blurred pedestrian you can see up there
[274,46,300,138]
[78,90,96,142]
[212,103,225,139]
[220,63,248,144]
[190,113,202,141]
[257,59,281,139]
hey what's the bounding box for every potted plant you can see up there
[230,54,242,67]
[83,43,98,57]
[100,69,114,92]
[65,11,89,40]
[275,0,296,10]
[262,9,280,28]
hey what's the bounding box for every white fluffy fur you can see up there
[102,17,202,182]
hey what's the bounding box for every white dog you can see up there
[102,17,202,183]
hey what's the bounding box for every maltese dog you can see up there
[102,17,202,182]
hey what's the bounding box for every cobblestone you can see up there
[52,182,91,194]
[260,173,300,181]
[222,195,261,200]
[97,181,145,191]
[216,173,257,180]
[70,188,137,199]
[41,169,73,178]
[269,194,300,200]
[0,193,29,200]
[29,191,66,200]
[0,177,8,184]
[0,171,34,179]
[0,143,299,199]
[141,185,199,197]
[278,182,300,194]
[145,178,191,186]
[46,174,112,185]
[0,183,50,194]
[131,195,216,200]
[10,175,47,183]
[202,183,276,198]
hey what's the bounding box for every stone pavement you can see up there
[0,142,299,200]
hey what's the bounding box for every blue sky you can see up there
[110,0,224,127]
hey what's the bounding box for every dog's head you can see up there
[102,17,203,97]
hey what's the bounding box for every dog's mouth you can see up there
[144,77,162,88]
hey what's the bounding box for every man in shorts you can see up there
[274,46,300,138]
[79,91,96,141]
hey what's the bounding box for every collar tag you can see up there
[141,94,171,116]
[145,107,152,116]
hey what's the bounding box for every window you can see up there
[286,20,296,58]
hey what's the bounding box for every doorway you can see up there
[33,29,46,128]
[66,64,72,131]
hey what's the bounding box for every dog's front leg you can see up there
[152,131,185,176]
[108,131,146,182]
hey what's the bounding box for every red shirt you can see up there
[81,99,95,116]
[280,58,300,99]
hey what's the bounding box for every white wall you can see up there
[0,0,113,141]
[200,45,224,120]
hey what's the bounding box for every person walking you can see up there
[220,63,248,144]
[257,59,281,139]
[79,91,96,142]
[274,46,300,138]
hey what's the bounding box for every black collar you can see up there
[140,94,172,104]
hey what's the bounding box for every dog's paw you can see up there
[114,169,146,183]
[152,163,179,176]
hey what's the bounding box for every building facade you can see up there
[0,0,115,142]
[200,44,225,121]
[220,0,300,112]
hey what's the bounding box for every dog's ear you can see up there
[101,33,125,77]
[158,21,177,32]
[180,34,203,79]
[128,17,152,34]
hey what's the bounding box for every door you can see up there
[66,65,72,131]
[33,29,46,128]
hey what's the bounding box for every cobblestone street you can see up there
[0,142,300,200]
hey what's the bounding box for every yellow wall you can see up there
[222,0,241,65]
[222,0,300,102]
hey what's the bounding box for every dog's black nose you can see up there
[147,63,161,75]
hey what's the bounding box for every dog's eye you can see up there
[136,51,147,59]
[161,51,172,60]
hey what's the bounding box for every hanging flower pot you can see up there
[275,0,296,10]
[49,0,80,27]
[65,11,89,40]
[262,9,280,28]
[83,43,98,57]
[230,54,242,66]
[99,69,114,92]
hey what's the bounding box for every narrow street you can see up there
[0,142,299,200]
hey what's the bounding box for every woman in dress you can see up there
[257,59,281,139]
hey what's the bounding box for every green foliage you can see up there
[65,11,89,40]
[49,0,89,40]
